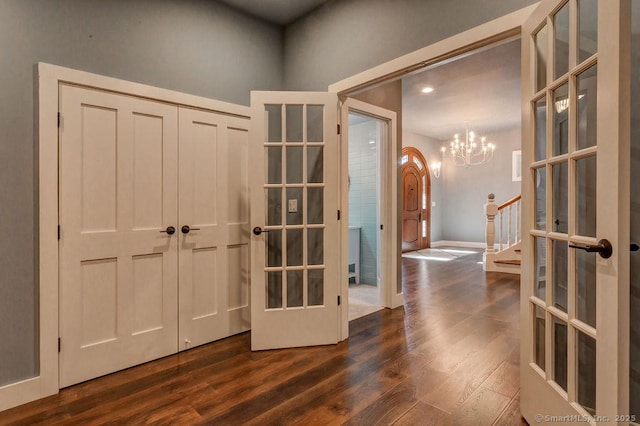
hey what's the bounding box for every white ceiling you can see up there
[402,39,521,141]
[217,0,326,25]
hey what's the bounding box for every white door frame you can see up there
[6,5,537,412]
[328,5,537,95]
[0,63,249,413]
[339,98,399,339]
[330,5,536,341]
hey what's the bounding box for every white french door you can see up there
[521,0,631,423]
[249,91,340,350]
[59,84,179,387]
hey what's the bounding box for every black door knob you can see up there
[181,225,201,234]
[160,226,176,235]
[253,227,270,236]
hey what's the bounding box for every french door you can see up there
[249,91,401,350]
[249,92,340,350]
[521,0,631,423]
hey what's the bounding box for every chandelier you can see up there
[441,124,496,167]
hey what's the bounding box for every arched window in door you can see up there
[401,147,431,252]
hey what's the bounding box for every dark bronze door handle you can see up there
[181,225,201,234]
[569,239,613,259]
[253,227,270,236]
[160,226,176,235]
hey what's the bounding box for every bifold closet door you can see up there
[178,107,251,350]
[59,84,179,387]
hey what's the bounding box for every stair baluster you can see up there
[483,193,522,274]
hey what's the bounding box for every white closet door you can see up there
[178,107,251,350]
[59,84,179,387]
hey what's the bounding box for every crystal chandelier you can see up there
[441,124,496,167]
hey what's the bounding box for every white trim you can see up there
[40,63,250,118]
[0,63,63,413]
[0,63,251,413]
[328,4,538,94]
[340,98,399,340]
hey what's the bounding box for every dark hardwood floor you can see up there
[1,248,525,425]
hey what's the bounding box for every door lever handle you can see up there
[160,226,176,235]
[253,227,270,236]
[181,225,201,234]
[569,239,613,259]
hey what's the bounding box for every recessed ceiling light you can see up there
[369,140,375,144]
[421,87,434,94]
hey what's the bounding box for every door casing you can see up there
[340,98,399,340]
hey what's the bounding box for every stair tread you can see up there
[494,259,521,266]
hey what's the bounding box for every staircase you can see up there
[483,193,521,274]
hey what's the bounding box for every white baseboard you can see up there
[431,240,487,249]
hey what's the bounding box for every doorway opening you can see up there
[346,111,385,321]
[400,38,522,259]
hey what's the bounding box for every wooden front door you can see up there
[401,147,430,252]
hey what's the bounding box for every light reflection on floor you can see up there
[401,247,481,262]
[348,284,382,321]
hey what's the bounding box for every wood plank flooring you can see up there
[0,248,525,425]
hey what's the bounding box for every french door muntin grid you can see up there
[529,0,598,415]
[264,103,326,310]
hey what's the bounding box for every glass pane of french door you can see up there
[529,0,599,416]
[264,103,326,309]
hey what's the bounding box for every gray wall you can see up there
[440,127,521,243]
[402,131,443,242]
[0,0,283,387]
[283,0,538,91]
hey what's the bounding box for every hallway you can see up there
[2,249,523,425]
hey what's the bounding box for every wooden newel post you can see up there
[484,193,498,254]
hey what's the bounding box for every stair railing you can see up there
[484,193,521,253]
